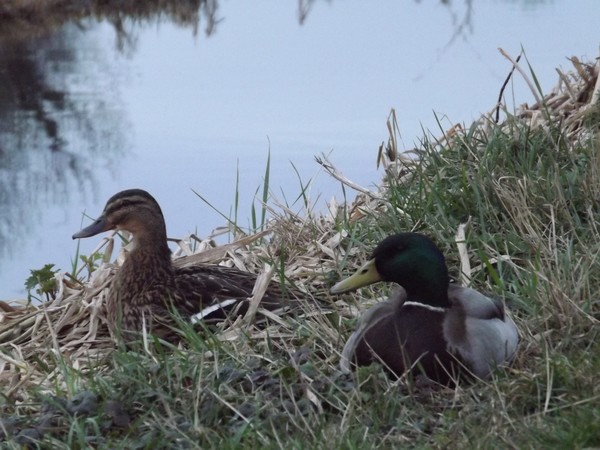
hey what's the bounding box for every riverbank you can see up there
[1,49,599,447]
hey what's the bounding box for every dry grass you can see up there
[1,50,599,448]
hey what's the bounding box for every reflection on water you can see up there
[0,1,216,268]
[0,23,127,259]
[0,0,596,300]
[0,0,219,41]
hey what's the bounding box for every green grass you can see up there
[3,92,600,449]
[333,108,600,448]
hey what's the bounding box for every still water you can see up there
[0,0,598,299]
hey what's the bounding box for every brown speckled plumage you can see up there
[73,189,300,343]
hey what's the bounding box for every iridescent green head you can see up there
[331,233,450,307]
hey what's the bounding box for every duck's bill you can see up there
[330,258,382,294]
[72,216,112,239]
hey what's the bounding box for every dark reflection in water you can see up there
[0,23,123,258]
[0,2,222,263]
[0,0,219,41]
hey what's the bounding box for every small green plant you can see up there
[25,263,59,302]
[78,253,104,278]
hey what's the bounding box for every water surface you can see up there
[0,0,598,299]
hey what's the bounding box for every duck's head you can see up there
[331,233,450,305]
[72,189,167,242]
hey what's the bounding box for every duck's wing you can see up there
[447,284,506,320]
[445,284,519,378]
[173,265,307,322]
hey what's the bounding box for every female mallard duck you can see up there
[73,189,301,343]
[331,233,519,385]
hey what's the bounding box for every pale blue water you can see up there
[1,0,598,299]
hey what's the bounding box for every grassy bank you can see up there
[1,55,599,448]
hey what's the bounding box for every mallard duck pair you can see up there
[73,189,302,343]
[331,233,519,384]
[75,189,518,383]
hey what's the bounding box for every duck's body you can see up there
[331,233,518,385]
[73,189,299,343]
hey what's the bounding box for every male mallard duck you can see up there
[73,189,301,343]
[331,233,519,385]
